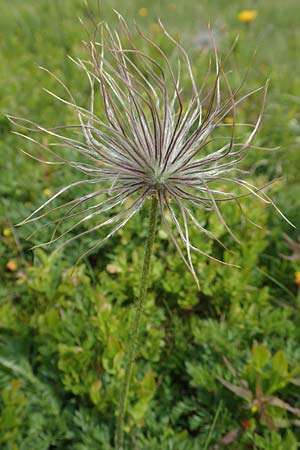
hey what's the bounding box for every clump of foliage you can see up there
[2,195,300,448]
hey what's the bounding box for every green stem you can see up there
[115,196,158,450]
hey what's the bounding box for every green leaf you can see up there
[272,351,288,376]
[139,371,156,398]
[217,376,252,402]
[129,398,149,422]
[89,380,102,405]
[252,344,270,370]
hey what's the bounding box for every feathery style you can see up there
[10,15,282,284]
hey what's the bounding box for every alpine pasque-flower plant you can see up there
[10,14,285,450]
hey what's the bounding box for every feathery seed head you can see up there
[10,14,286,285]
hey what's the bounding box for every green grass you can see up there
[1,1,300,449]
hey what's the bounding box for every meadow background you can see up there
[1,0,300,449]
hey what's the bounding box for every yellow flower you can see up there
[151,23,160,34]
[224,116,234,124]
[6,260,17,272]
[138,7,148,17]
[238,10,257,24]
[43,188,53,197]
[3,227,11,237]
[251,405,258,414]
[295,271,300,286]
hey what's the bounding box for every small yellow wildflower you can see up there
[3,227,11,237]
[43,188,53,197]
[295,271,300,286]
[138,7,148,17]
[6,260,17,272]
[238,10,257,24]
[251,405,258,414]
[151,23,160,34]
[224,116,234,125]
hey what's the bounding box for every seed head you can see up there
[9,14,290,285]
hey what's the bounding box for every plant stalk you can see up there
[115,196,158,450]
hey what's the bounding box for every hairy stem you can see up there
[115,196,158,450]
